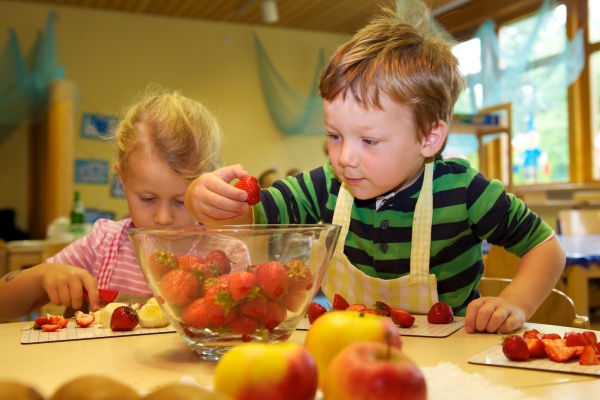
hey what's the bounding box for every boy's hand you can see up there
[464,296,526,334]
[185,164,252,222]
[40,264,100,312]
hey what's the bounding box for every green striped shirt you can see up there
[254,157,553,315]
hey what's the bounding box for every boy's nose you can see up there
[154,205,174,227]
[338,144,356,167]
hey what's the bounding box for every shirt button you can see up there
[380,243,387,253]
[381,220,389,229]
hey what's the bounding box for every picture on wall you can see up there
[75,159,109,184]
[80,113,118,140]
[110,174,126,199]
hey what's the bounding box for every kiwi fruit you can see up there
[51,375,140,400]
[0,381,44,400]
[144,384,231,400]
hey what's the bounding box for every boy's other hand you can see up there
[185,164,252,222]
[464,296,526,334]
[40,264,99,312]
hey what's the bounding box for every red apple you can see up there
[304,311,402,383]
[322,341,427,400]
[213,342,317,400]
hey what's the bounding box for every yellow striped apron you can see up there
[321,160,438,314]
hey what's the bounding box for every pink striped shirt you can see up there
[46,218,251,297]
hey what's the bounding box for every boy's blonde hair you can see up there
[319,1,465,153]
[114,86,222,180]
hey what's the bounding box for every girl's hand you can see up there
[185,164,252,222]
[40,264,100,312]
[464,296,526,334]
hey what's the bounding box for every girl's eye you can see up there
[175,199,185,206]
[141,197,155,202]
[363,138,379,146]
[327,133,341,141]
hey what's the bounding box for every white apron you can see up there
[321,160,438,314]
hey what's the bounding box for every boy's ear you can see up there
[421,120,448,158]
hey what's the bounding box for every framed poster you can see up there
[110,174,126,198]
[74,159,109,184]
[80,113,118,140]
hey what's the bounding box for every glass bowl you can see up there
[128,224,340,361]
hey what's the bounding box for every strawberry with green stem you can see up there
[284,260,314,293]
[110,305,139,331]
[148,249,178,278]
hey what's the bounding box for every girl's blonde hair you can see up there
[114,86,222,180]
[319,1,465,154]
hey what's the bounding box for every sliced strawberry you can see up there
[390,309,415,328]
[541,333,561,340]
[526,338,547,358]
[543,339,577,362]
[345,304,367,312]
[306,302,327,324]
[502,334,529,361]
[582,331,598,349]
[48,315,69,328]
[579,345,600,365]
[33,316,51,329]
[332,293,350,310]
[374,301,392,316]
[565,332,586,347]
[522,329,541,339]
[74,311,95,328]
[41,324,61,332]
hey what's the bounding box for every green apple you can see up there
[213,342,317,400]
[322,341,426,400]
[304,311,402,383]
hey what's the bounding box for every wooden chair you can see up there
[478,276,590,328]
[557,209,600,235]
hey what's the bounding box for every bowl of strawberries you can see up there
[128,224,340,360]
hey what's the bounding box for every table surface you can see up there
[2,321,600,399]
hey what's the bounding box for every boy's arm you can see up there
[465,235,566,333]
[0,263,100,321]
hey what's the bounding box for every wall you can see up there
[0,1,346,236]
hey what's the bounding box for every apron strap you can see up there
[332,182,354,256]
[96,222,129,289]
[410,160,434,279]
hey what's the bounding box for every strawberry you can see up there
[41,324,61,332]
[228,271,258,302]
[284,260,314,293]
[147,249,178,278]
[579,345,600,365]
[522,329,541,339]
[181,298,212,329]
[427,301,454,324]
[541,333,561,340]
[253,261,289,299]
[307,302,327,324]
[33,316,51,329]
[229,314,258,336]
[240,296,268,319]
[262,300,287,330]
[345,304,367,312]
[582,331,598,349]
[234,176,261,205]
[502,334,530,361]
[159,269,199,307]
[281,291,307,313]
[374,301,392,316]
[526,338,547,358]
[332,293,350,310]
[178,254,205,273]
[48,315,69,328]
[565,332,586,347]
[204,250,232,275]
[543,339,577,362]
[390,309,415,328]
[110,305,139,331]
[74,311,95,328]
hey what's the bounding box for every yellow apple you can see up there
[304,311,402,383]
[322,341,426,400]
[213,342,317,400]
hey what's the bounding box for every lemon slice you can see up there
[138,304,169,328]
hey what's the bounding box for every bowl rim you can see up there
[127,224,341,236]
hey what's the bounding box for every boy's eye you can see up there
[141,197,155,202]
[327,133,341,140]
[363,138,379,146]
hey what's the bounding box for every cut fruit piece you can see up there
[138,304,170,328]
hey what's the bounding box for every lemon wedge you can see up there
[138,304,169,328]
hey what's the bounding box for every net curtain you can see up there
[0,12,65,143]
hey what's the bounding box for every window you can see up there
[590,0,600,179]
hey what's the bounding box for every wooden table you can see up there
[2,321,600,399]
[559,235,600,316]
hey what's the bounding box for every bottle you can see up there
[70,191,86,234]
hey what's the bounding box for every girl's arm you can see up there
[0,263,99,321]
[464,235,566,333]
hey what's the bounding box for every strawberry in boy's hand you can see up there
[235,176,261,205]
[502,334,530,361]
[427,301,454,324]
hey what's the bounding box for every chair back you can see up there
[483,244,520,279]
[557,209,600,235]
[478,277,589,329]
